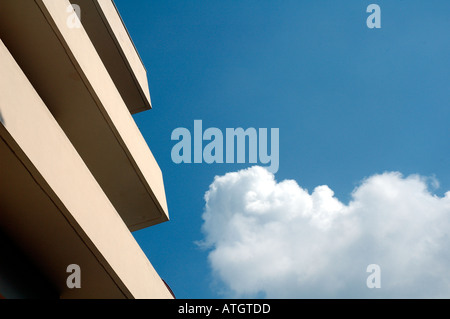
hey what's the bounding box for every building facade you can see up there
[0,0,173,298]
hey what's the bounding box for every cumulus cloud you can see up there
[200,166,450,298]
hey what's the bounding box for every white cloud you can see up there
[200,166,450,298]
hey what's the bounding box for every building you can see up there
[0,0,173,299]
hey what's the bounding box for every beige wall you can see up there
[0,1,173,299]
[0,0,169,231]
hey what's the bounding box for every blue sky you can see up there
[114,0,450,298]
